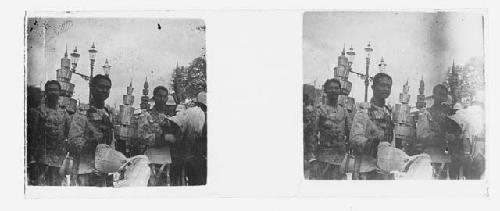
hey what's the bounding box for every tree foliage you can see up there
[446,57,484,104]
[171,56,207,103]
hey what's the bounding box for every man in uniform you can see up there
[68,74,114,186]
[31,81,72,185]
[416,84,462,179]
[139,86,176,186]
[350,73,395,180]
[306,79,351,180]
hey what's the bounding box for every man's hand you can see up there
[160,119,171,128]
[350,141,363,155]
[164,134,176,143]
[110,140,116,149]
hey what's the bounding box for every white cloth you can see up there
[168,106,205,136]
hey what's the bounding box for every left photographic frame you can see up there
[25,12,207,189]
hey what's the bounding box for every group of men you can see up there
[27,74,207,186]
[304,72,468,180]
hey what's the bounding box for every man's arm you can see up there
[67,113,88,155]
[164,119,183,143]
[136,112,155,145]
[416,111,433,144]
[304,106,319,162]
[345,108,353,144]
[349,110,369,153]
[63,112,71,138]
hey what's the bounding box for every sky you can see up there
[303,11,484,105]
[26,17,205,108]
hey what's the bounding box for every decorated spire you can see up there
[419,75,425,95]
[140,77,150,109]
[64,44,68,58]
[127,79,134,95]
[403,79,409,94]
[399,78,410,104]
[416,75,427,109]
[143,77,149,96]
[378,57,387,72]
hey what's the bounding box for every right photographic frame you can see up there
[303,11,485,180]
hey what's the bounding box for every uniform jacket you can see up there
[68,105,114,174]
[139,106,172,165]
[306,103,351,165]
[32,105,71,167]
[349,99,394,172]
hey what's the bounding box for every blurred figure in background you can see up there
[27,86,42,185]
[416,84,462,179]
[168,91,207,185]
[303,94,316,179]
[454,100,485,179]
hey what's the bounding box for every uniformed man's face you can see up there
[433,86,448,105]
[45,83,60,102]
[91,79,111,102]
[154,89,168,106]
[372,77,392,99]
[324,81,341,98]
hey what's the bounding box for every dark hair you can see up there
[153,86,168,96]
[323,78,342,91]
[372,73,392,86]
[433,84,448,95]
[45,80,61,90]
[90,74,112,88]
